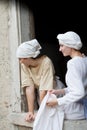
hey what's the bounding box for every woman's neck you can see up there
[70,49,83,58]
[29,55,45,67]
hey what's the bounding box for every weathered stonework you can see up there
[0,1,12,130]
[0,0,35,130]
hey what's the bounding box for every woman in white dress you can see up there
[47,31,87,120]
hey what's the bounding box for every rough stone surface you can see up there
[9,112,87,130]
[0,1,12,130]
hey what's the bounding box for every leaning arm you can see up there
[39,90,47,103]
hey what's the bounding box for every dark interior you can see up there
[20,0,87,84]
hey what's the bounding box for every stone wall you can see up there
[0,1,12,130]
[9,112,87,130]
[0,0,35,130]
[0,0,21,130]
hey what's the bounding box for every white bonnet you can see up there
[57,31,82,50]
[16,39,42,58]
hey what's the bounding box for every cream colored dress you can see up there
[21,56,56,90]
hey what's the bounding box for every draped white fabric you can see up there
[33,93,64,130]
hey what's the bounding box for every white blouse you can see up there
[58,56,87,106]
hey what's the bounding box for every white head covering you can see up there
[16,39,42,58]
[57,31,82,50]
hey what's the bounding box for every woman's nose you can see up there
[59,47,61,51]
[19,59,22,63]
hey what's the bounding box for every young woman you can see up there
[47,31,87,120]
[16,39,61,122]
[33,31,87,130]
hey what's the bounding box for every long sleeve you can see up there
[58,57,86,106]
[39,57,56,90]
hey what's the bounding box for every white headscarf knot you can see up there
[16,39,42,58]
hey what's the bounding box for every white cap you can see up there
[57,31,82,50]
[16,39,42,58]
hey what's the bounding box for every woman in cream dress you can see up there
[16,39,62,122]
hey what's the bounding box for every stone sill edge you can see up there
[8,112,33,128]
[8,112,87,128]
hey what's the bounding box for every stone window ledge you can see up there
[8,112,33,128]
[8,112,87,130]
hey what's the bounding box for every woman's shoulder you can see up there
[41,55,54,67]
[41,55,52,62]
[68,56,87,67]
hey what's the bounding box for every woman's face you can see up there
[59,44,72,57]
[19,58,31,67]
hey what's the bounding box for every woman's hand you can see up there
[25,112,35,122]
[48,89,65,96]
[48,89,61,95]
[46,94,58,107]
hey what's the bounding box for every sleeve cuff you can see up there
[64,88,68,94]
[57,97,66,106]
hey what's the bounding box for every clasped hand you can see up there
[46,91,58,107]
